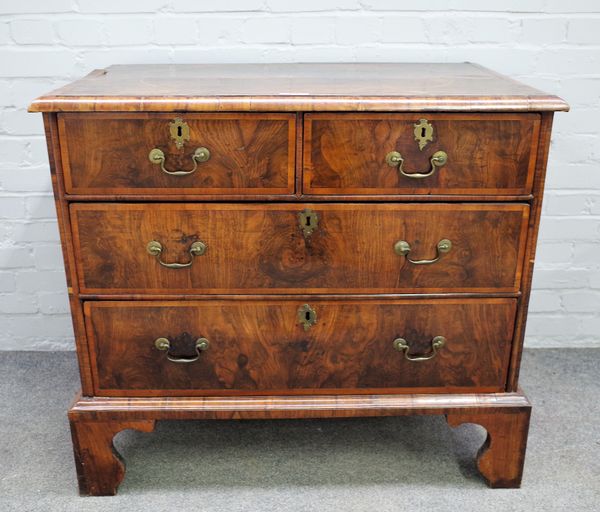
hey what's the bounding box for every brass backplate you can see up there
[413,119,433,151]
[169,118,190,149]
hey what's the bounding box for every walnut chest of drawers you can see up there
[30,63,568,495]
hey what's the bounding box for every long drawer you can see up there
[58,113,296,196]
[304,113,540,196]
[70,203,529,295]
[85,298,517,396]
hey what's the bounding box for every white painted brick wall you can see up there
[0,0,599,350]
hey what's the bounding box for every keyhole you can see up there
[177,126,182,137]
[421,127,426,138]
[305,311,311,321]
[305,216,311,227]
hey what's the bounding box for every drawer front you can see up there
[85,299,517,396]
[71,203,529,294]
[58,113,296,195]
[304,113,540,195]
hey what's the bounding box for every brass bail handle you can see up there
[393,336,446,362]
[148,146,210,176]
[146,240,207,269]
[154,337,209,363]
[385,150,447,179]
[394,239,452,265]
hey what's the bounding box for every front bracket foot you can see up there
[446,404,531,488]
[69,418,156,496]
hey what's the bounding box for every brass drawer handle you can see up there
[394,238,452,265]
[148,147,210,176]
[393,336,446,362]
[146,240,206,269]
[385,150,447,179]
[155,336,209,363]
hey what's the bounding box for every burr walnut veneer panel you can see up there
[70,203,529,294]
[85,299,516,396]
[58,113,296,195]
[304,113,540,195]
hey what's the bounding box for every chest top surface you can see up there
[29,62,568,113]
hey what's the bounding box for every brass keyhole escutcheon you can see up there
[298,209,319,238]
[169,117,190,149]
[413,119,434,151]
[297,304,317,331]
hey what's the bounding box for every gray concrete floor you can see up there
[0,349,598,511]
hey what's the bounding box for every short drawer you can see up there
[303,113,540,196]
[85,298,517,396]
[58,113,296,196]
[71,203,529,295]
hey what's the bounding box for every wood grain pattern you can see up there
[68,389,532,419]
[304,113,540,195]
[28,63,569,113]
[70,203,529,294]
[63,192,534,202]
[77,292,522,301]
[67,390,531,494]
[507,112,555,391]
[447,405,531,488]
[69,418,156,496]
[58,113,296,195]
[42,113,95,396]
[84,298,516,396]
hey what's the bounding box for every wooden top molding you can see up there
[29,63,569,113]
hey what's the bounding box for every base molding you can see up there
[68,390,531,495]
